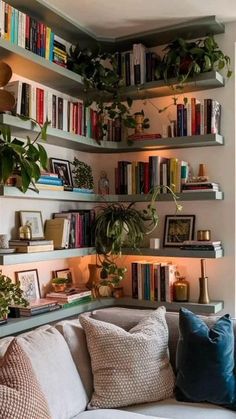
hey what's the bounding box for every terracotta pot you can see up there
[52,283,67,292]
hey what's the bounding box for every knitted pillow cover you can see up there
[80,306,175,409]
[0,339,51,419]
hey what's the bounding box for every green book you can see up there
[61,296,92,309]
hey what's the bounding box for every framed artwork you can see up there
[54,268,72,282]
[163,215,195,247]
[50,158,73,188]
[19,211,44,240]
[16,269,40,301]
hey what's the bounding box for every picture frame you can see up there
[163,215,195,247]
[54,268,72,282]
[50,158,73,189]
[19,211,44,240]
[15,269,41,301]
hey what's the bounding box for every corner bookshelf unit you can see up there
[0,187,224,202]
[0,114,224,153]
[0,296,223,338]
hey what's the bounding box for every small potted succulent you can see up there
[52,277,71,293]
[0,272,28,322]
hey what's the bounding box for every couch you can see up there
[0,306,235,419]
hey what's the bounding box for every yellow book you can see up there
[35,184,64,191]
[45,27,51,60]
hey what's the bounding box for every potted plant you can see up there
[71,157,94,192]
[159,35,232,88]
[0,117,50,193]
[93,186,182,294]
[0,272,28,322]
[52,277,71,293]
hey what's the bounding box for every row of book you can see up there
[115,157,190,195]
[12,289,92,316]
[132,261,177,302]
[0,1,70,66]
[176,98,221,137]
[52,210,95,249]
[115,44,159,86]
[5,80,99,138]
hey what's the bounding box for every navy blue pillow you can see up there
[175,308,236,409]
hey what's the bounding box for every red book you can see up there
[73,103,79,134]
[78,102,83,135]
[191,98,196,135]
[128,133,162,140]
[25,15,30,50]
[36,88,41,124]
[38,89,44,124]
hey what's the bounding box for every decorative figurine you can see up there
[98,171,110,195]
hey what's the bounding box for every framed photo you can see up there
[19,211,44,240]
[16,269,40,301]
[54,269,72,282]
[163,215,195,247]
[50,158,73,188]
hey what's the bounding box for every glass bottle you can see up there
[98,171,109,195]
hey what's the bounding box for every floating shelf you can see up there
[115,71,224,101]
[0,295,223,338]
[5,4,225,51]
[115,297,224,314]
[0,187,224,202]
[123,247,224,259]
[0,248,96,265]
[0,38,85,97]
[0,298,115,338]
[0,115,224,153]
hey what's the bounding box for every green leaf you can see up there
[37,144,48,169]
[1,151,14,182]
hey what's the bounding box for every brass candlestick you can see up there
[198,259,210,304]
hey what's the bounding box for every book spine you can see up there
[177,104,184,136]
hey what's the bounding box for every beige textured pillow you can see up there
[0,339,51,419]
[80,306,175,409]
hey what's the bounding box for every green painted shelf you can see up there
[0,114,224,153]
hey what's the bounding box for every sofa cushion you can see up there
[175,308,236,409]
[17,325,88,419]
[0,339,51,419]
[78,409,169,418]
[55,318,93,398]
[123,398,236,419]
[80,306,175,409]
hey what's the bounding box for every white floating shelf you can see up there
[123,247,224,259]
[0,187,223,202]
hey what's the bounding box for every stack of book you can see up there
[182,181,220,193]
[35,172,64,191]
[17,299,60,316]
[9,239,54,253]
[132,261,177,303]
[180,240,222,252]
[46,288,92,308]
[53,35,67,68]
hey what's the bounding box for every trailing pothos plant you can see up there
[68,44,136,142]
[0,116,50,192]
[93,186,182,287]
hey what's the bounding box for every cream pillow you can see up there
[80,306,175,409]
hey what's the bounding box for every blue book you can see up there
[37,177,63,186]
[49,32,54,61]
[11,9,15,43]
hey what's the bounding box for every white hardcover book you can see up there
[63,98,68,131]
[211,100,221,134]
[68,101,73,133]
[0,1,4,38]
[137,263,143,300]
[186,102,192,136]
[29,84,36,120]
[4,80,22,115]
[47,90,53,126]
[18,11,23,48]
[21,12,26,49]
[165,264,177,302]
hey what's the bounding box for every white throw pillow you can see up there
[17,325,88,419]
[80,306,175,409]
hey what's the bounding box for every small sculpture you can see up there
[98,171,109,195]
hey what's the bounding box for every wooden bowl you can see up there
[0,61,12,86]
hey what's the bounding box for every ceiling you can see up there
[44,0,236,39]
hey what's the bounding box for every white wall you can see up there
[1,22,236,314]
